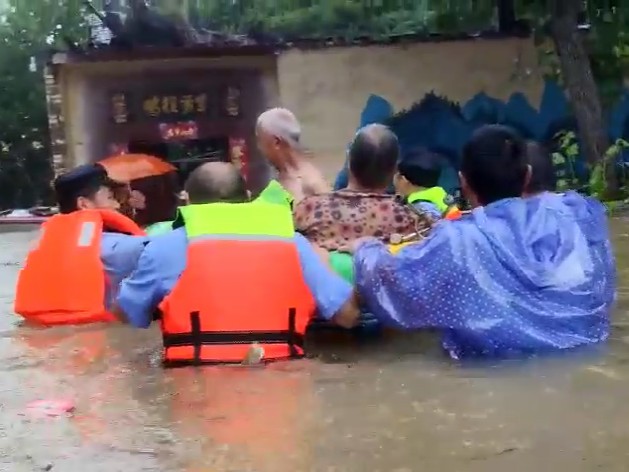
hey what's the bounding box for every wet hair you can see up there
[348,123,399,189]
[184,162,248,204]
[460,124,528,205]
[398,147,443,188]
[526,141,556,193]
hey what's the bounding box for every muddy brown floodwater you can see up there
[1,220,629,472]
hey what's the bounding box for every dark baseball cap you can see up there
[54,163,122,213]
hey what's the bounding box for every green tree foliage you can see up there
[0,0,87,208]
[518,0,621,196]
[0,0,625,207]
[184,0,498,38]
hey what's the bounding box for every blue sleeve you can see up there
[353,227,455,330]
[414,201,442,219]
[293,233,352,320]
[100,233,149,310]
[116,228,188,328]
[100,233,149,286]
[116,244,163,328]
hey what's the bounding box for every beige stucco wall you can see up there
[277,38,545,180]
[54,39,545,180]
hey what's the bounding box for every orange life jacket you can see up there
[444,205,463,220]
[14,209,145,326]
[158,202,316,366]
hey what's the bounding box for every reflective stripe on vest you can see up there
[407,187,449,212]
[159,201,314,366]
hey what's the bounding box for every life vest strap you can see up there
[163,331,305,347]
[162,308,304,365]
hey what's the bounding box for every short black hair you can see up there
[348,124,399,189]
[460,125,528,205]
[54,164,119,214]
[398,147,443,188]
[526,141,557,193]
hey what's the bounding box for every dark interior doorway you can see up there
[128,136,230,187]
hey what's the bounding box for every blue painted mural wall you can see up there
[334,80,629,193]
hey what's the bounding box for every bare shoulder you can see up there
[301,162,331,195]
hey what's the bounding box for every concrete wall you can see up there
[276,38,545,180]
[54,38,544,181]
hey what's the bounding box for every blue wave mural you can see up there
[334,80,629,193]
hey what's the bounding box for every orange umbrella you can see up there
[99,153,176,182]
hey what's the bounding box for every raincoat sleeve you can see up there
[101,233,149,311]
[353,227,456,330]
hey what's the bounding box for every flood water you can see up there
[2,220,629,472]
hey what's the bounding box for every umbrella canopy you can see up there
[99,153,176,182]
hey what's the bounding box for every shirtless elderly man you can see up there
[256,107,329,204]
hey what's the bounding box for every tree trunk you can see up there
[497,0,516,33]
[548,0,616,195]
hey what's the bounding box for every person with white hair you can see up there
[256,107,329,205]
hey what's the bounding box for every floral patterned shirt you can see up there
[293,190,434,250]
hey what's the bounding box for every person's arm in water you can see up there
[351,226,455,330]
[100,232,149,310]
[113,230,187,327]
[293,233,360,328]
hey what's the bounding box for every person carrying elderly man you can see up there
[255,107,330,207]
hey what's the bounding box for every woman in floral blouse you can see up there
[293,124,434,252]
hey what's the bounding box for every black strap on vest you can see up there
[162,307,304,367]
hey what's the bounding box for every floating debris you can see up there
[25,399,74,418]
[241,343,265,365]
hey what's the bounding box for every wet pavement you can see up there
[2,220,629,472]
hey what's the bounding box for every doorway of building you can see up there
[128,136,230,186]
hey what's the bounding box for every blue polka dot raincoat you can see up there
[354,191,616,359]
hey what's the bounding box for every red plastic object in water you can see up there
[26,400,75,417]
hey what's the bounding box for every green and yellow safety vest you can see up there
[177,199,295,237]
[145,180,294,236]
[159,200,314,364]
[256,179,294,209]
[407,186,449,213]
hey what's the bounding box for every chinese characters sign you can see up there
[225,86,241,117]
[110,93,128,124]
[159,122,198,141]
[108,86,242,123]
[143,94,208,118]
